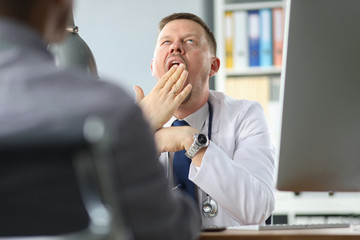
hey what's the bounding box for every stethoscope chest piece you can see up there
[202,195,218,217]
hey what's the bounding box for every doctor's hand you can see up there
[134,64,192,132]
[154,126,206,167]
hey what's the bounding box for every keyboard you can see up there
[228,223,350,231]
[259,223,350,230]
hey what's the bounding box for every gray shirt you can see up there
[0,18,200,240]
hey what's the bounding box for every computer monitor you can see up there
[276,0,360,192]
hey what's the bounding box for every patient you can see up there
[0,0,200,239]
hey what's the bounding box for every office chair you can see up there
[0,116,132,240]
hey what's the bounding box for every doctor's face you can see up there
[151,19,219,107]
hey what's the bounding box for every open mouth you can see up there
[168,60,181,70]
[166,56,186,71]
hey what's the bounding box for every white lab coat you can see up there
[160,90,275,227]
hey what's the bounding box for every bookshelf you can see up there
[214,0,285,93]
[214,0,285,152]
[226,67,281,77]
[213,0,360,225]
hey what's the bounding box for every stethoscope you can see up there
[167,101,218,217]
[200,101,218,217]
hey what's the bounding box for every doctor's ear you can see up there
[209,57,220,77]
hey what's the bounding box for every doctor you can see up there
[135,12,275,227]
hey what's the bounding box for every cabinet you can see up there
[213,0,360,225]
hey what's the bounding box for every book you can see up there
[248,10,260,67]
[259,8,273,67]
[272,8,285,67]
[233,11,249,69]
[225,11,234,69]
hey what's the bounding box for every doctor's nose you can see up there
[169,41,184,54]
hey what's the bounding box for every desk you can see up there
[199,225,360,240]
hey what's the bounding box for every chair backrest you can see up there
[0,116,132,240]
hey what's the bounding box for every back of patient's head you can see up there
[0,0,37,20]
[0,0,72,43]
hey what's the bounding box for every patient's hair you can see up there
[0,0,37,20]
[158,12,217,55]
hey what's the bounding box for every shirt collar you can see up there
[167,102,209,133]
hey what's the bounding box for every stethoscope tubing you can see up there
[168,101,218,217]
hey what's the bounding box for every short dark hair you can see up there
[158,12,217,55]
[0,0,36,19]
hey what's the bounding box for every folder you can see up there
[233,11,249,69]
[259,8,273,67]
[226,78,238,99]
[225,11,234,69]
[272,8,285,67]
[226,76,270,116]
[248,10,260,67]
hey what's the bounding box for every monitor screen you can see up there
[276,0,360,192]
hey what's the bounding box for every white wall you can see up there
[74,0,213,97]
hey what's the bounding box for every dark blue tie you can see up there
[172,120,196,202]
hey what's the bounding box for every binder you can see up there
[226,76,270,116]
[226,78,239,99]
[272,8,285,67]
[248,10,260,67]
[225,11,234,69]
[259,8,273,67]
[233,11,249,69]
